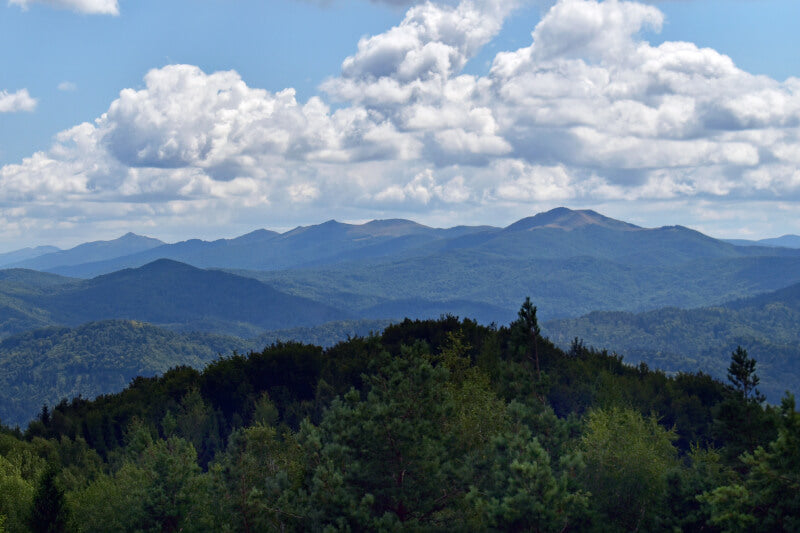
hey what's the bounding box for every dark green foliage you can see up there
[0,308,795,531]
[701,395,800,532]
[29,466,68,533]
[727,346,765,403]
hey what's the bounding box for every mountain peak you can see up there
[505,207,642,232]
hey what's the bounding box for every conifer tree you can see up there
[29,466,68,533]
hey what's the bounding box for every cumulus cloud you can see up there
[3,0,800,244]
[9,0,119,15]
[0,89,37,112]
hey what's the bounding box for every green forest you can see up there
[1,302,798,532]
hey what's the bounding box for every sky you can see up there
[2,0,800,250]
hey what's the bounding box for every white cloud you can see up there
[3,0,800,245]
[58,81,77,91]
[9,0,119,15]
[0,89,37,112]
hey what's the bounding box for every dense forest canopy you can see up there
[0,305,797,532]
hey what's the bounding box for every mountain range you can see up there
[3,207,800,423]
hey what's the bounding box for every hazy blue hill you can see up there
[504,207,641,232]
[726,234,800,248]
[244,246,800,325]
[544,282,800,402]
[12,232,164,271]
[0,268,75,289]
[359,298,516,326]
[254,318,395,348]
[33,208,800,282]
[0,319,250,426]
[759,234,800,248]
[31,259,346,337]
[0,245,60,267]
[46,219,495,278]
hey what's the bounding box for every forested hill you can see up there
[0,317,394,427]
[1,314,795,531]
[0,320,250,427]
[545,281,800,402]
[0,259,346,338]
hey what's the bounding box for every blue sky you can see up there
[2,0,800,249]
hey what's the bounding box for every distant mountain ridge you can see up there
[10,232,164,271]
[0,245,60,267]
[725,234,800,249]
[5,207,800,328]
[15,208,800,281]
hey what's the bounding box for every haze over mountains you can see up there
[6,207,800,328]
[4,207,800,424]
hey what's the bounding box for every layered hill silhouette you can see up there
[544,282,800,402]
[241,209,800,322]
[9,232,164,271]
[0,260,345,338]
[6,208,800,326]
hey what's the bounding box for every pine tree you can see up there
[727,346,765,403]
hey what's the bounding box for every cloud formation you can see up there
[57,81,78,91]
[9,0,119,15]
[0,89,37,112]
[2,0,800,244]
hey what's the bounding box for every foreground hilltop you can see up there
[1,314,795,531]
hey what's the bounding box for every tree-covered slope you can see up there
[0,319,251,427]
[0,260,347,338]
[0,317,395,428]
[4,314,794,532]
[244,251,800,324]
[544,282,800,402]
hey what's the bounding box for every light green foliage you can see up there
[0,454,35,533]
[0,435,51,533]
[208,424,304,532]
[699,484,756,533]
[70,427,207,532]
[437,331,508,451]
[467,421,589,531]
[580,407,678,530]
